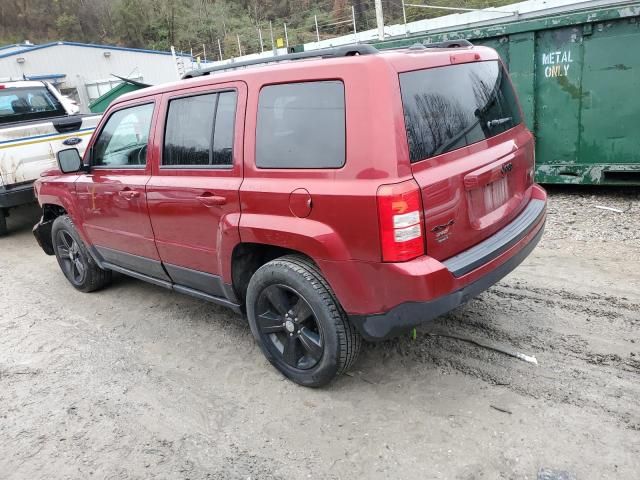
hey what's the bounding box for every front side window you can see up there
[0,87,66,124]
[400,60,522,163]
[256,81,345,169]
[93,103,154,167]
[163,90,237,167]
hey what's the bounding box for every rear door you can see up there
[400,59,535,261]
[146,82,245,297]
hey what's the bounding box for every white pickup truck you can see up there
[0,80,100,235]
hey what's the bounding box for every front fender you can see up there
[36,174,89,243]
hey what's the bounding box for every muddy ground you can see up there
[1,187,638,480]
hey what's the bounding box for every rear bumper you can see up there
[324,185,547,341]
[0,182,35,209]
[349,221,544,340]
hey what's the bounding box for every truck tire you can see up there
[51,215,112,292]
[246,255,361,387]
[0,210,7,237]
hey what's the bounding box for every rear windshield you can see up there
[400,60,522,163]
[0,86,66,124]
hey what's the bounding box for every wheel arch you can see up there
[230,242,318,306]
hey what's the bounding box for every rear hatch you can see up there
[399,58,535,261]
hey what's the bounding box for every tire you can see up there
[246,255,361,387]
[51,215,112,292]
[0,210,7,237]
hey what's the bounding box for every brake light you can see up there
[377,179,425,262]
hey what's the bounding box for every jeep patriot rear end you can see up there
[33,43,546,387]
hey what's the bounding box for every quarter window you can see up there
[93,103,154,167]
[163,91,237,167]
[256,81,345,169]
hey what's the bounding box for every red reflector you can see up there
[450,52,480,64]
[377,179,425,262]
[0,85,5,89]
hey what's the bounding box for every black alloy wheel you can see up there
[246,255,361,387]
[255,284,324,370]
[55,229,87,285]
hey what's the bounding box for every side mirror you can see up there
[57,148,83,174]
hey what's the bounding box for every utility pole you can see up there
[314,14,320,43]
[401,0,408,36]
[352,5,358,43]
[217,38,223,61]
[236,34,242,57]
[374,0,384,40]
[202,43,206,62]
[269,21,276,53]
[258,27,264,53]
[284,23,289,48]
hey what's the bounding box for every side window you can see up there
[212,92,237,166]
[256,81,345,169]
[163,90,237,167]
[93,103,154,167]
[0,87,66,124]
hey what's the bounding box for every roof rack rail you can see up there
[183,44,379,79]
[423,39,473,48]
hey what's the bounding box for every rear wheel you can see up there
[51,215,112,292]
[246,255,361,387]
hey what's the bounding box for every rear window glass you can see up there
[0,87,66,124]
[256,81,345,169]
[400,60,522,163]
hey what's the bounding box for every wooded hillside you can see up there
[0,0,516,58]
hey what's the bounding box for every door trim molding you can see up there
[91,246,241,312]
[163,263,225,298]
[95,245,171,282]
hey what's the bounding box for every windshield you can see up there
[400,60,522,163]
[0,86,66,124]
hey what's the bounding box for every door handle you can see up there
[118,189,140,200]
[196,192,227,206]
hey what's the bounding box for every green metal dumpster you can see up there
[374,3,640,185]
[89,77,150,113]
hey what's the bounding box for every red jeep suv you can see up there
[33,43,546,387]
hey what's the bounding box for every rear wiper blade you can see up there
[486,117,512,128]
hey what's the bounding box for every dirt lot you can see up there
[1,187,639,480]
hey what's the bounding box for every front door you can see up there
[146,83,245,297]
[75,100,168,281]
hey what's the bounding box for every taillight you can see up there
[377,179,425,262]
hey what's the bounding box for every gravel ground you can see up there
[0,187,639,480]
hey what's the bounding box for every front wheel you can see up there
[246,255,361,387]
[51,215,112,292]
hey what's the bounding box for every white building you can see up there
[0,41,198,111]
